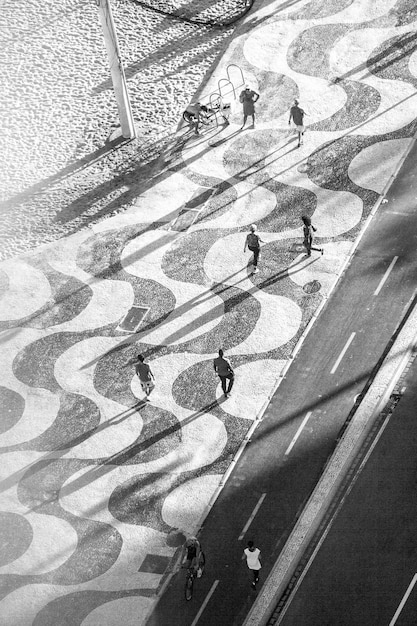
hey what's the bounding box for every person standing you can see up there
[135,354,155,400]
[302,215,323,256]
[242,540,262,588]
[288,99,306,147]
[239,85,259,129]
[244,224,264,274]
[213,349,234,398]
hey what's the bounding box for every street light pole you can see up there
[97,0,136,139]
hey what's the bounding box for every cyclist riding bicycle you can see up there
[183,536,202,574]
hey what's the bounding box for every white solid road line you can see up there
[285,412,313,456]
[389,573,417,625]
[374,256,398,296]
[190,580,219,626]
[238,493,267,541]
[330,332,356,375]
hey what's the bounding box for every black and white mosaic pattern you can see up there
[1,0,417,623]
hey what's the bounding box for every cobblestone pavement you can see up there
[1,0,417,624]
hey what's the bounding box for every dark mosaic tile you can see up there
[138,553,170,574]
[0,386,25,434]
[195,180,238,224]
[161,228,222,285]
[305,121,417,222]
[16,459,123,585]
[309,80,381,132]
[108,405,182,466]
[305,135,381,212]
[365,32,417,88]
[0,512,33,567]
[287,24,351,79]
[180,283,262,354]
[223,129,290,183]
[256,179,317,232]
[77,227,176,332]
[11,392,101,453]
[369,0,417,27]
[249,240,325,302]
[256,71,298,122]
[12,332,89,393]
[93,342,155,407]
[290,0,354,20]
[170,362,257,471]
[0,262,93,331]
[32,589,153,626]
[109,472,176,533]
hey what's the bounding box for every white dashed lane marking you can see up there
[330,332,356,375]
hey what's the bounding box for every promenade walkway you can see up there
[1,1,417,625]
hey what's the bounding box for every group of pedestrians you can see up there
[244,217,323,275]
[183,81,306,146]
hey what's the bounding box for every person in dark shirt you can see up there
[213,349,234,398]
[288,99,306,147]
[135,354,155,400]
[244,223,265,274]
[239,85,260,130]
[301,215,323,256]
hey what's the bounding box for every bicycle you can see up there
[184,550,205,601]
[182,102,230,131]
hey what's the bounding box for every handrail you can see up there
[218,77,236,100]
[226,63,245,90]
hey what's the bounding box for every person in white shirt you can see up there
[242,540,262,588]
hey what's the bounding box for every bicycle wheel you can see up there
[185,572,194,601]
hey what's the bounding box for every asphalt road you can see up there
[276,350,417,626]
[145,139,417,626]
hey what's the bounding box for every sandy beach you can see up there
[0,0,248,259]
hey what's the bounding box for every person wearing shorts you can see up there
[183,102,208,135]
[135,354,155,400]
[213,348,234,398]
[288,99,306,147]
[244,224,264,274]
[242,540,262,588]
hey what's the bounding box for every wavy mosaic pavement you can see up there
[1,0,417,624]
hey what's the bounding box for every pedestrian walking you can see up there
[288,99,306,147]
[213,349,234,398]
[302,215,323,256]
[135,354,155,400]
[244,224,264,274]
[242,540,261,588]
[239,85,259,129]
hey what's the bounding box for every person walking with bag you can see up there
[242,540,262,588]
[244,224,264,274]
[213,349,234,398]
[302,215,323,256]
